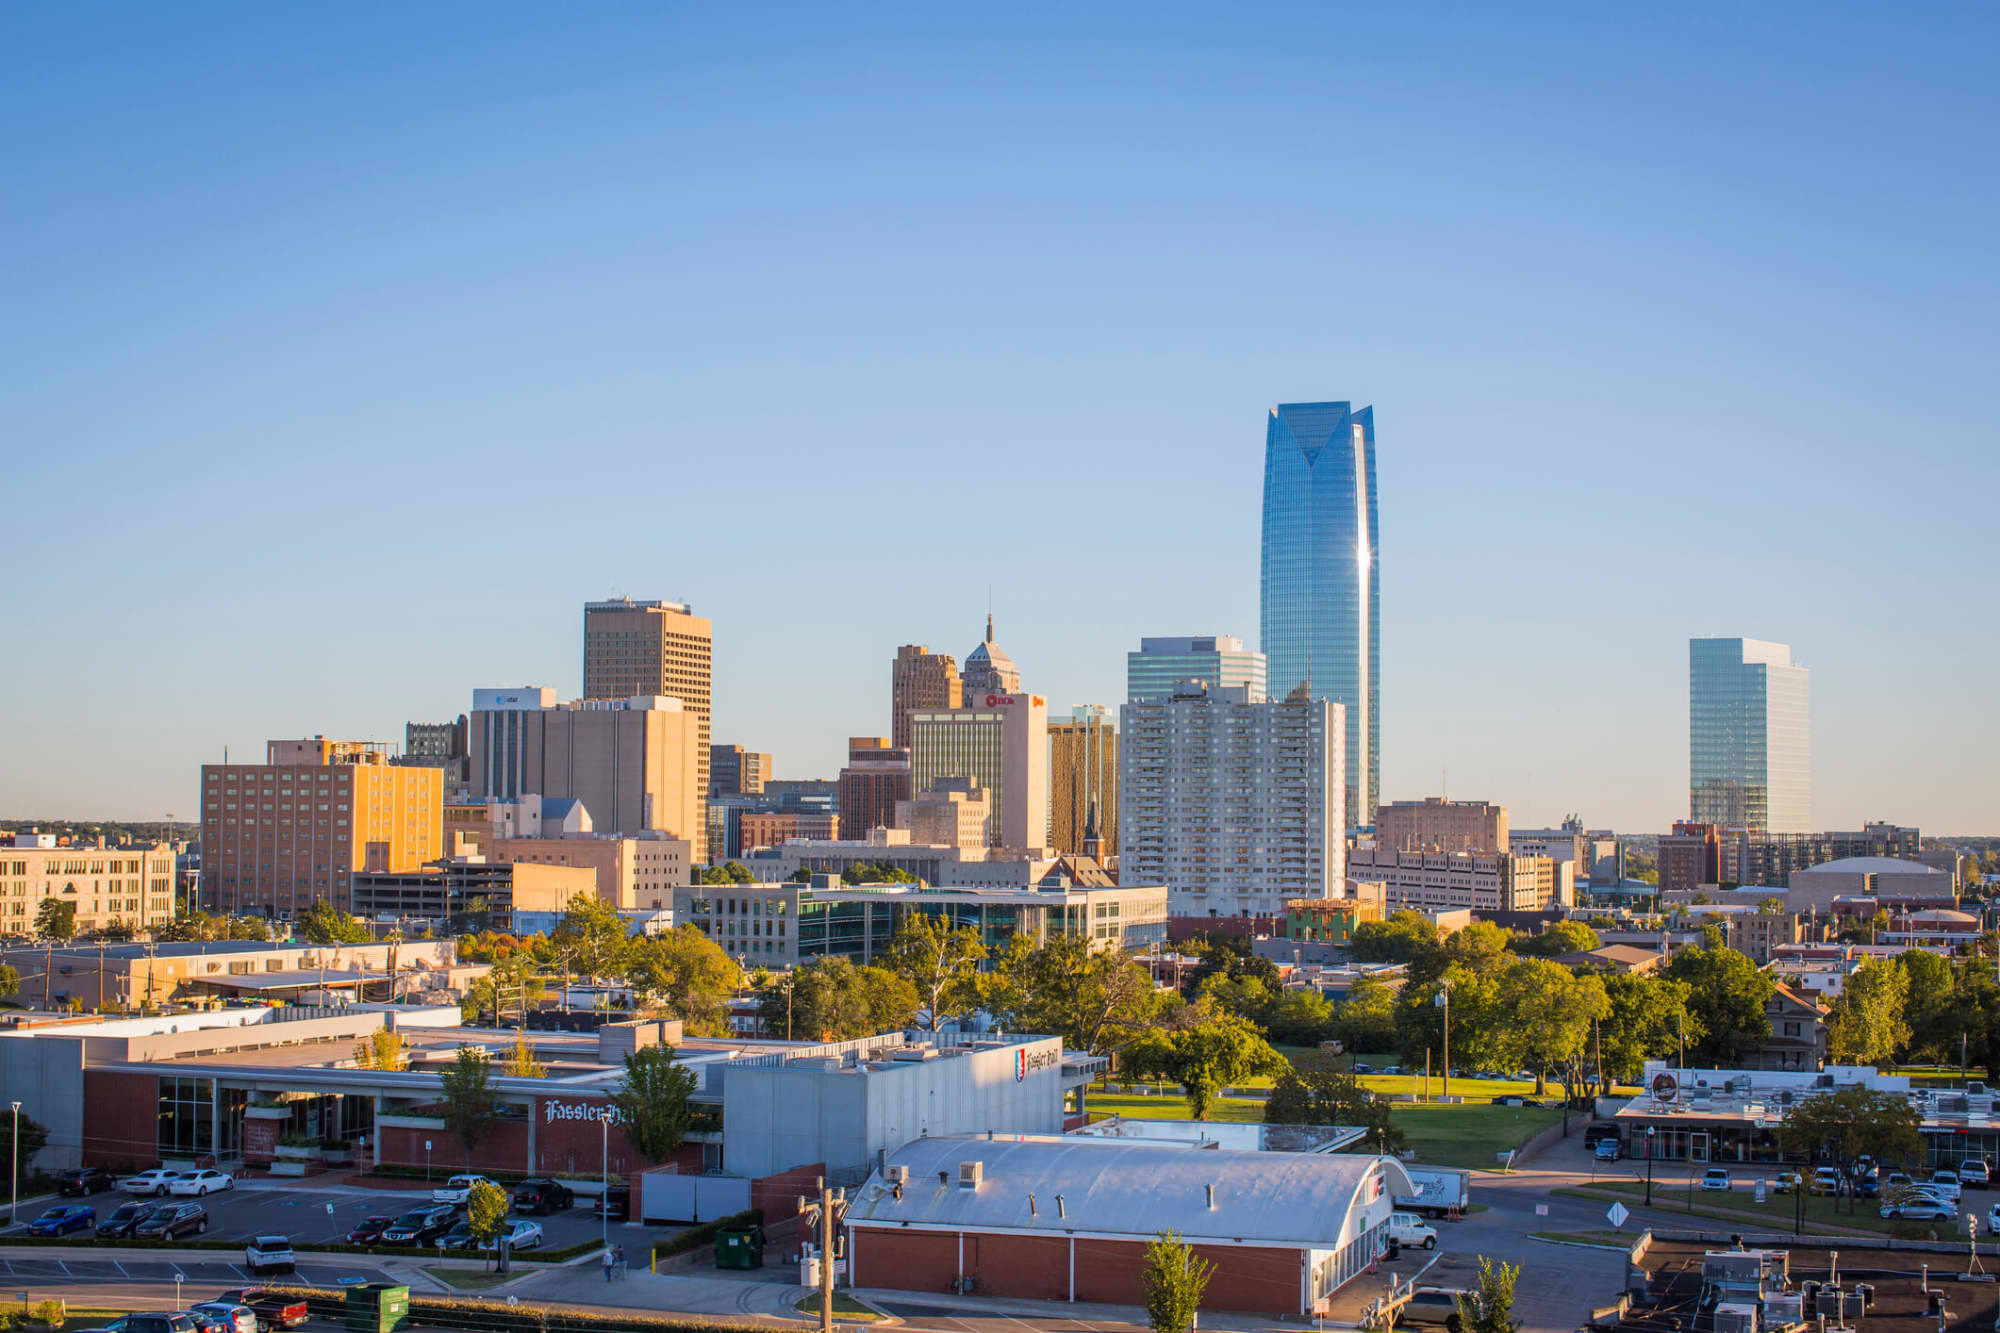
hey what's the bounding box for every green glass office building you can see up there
[1690,637,1811,834]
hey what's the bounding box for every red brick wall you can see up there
[852,1228,1306,1315]
[750,1162,825,1223]
[378,1120,532,1175]
[531,1097,646,1178]
[83,1071,158,1168]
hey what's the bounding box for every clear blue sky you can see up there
[5,4,1996,833]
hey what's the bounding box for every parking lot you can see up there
[7,1179,626,1253]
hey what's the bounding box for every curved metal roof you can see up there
[845,1135,1412,1251]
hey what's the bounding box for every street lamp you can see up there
[599,1110,612,1255]
[1645,1126,1655,1207]
[8,1101,20,1228]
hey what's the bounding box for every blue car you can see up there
[28,1204,96,1236]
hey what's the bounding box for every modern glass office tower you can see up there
[1690,637,1811,834]
[1260,401,1378,828]
[1126,635,1267,703]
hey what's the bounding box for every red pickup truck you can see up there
[214,1289,309,1331]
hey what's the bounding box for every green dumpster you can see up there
[715,1225,767,1270]
[345,1283,411,1333]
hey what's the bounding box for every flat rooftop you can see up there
[1625,1239,1997,1333]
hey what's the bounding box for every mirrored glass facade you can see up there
[1259,402,1378,828]
[1690,637,1811,834]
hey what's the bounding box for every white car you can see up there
[171,1168,236,1197]
[119,1168,184,1196]
[1387,1212,1438,1250]
[1700,1168,1732,1192]
[1924,1172,1962,1206]
[1960,1160,1991,1189]
[481,1219,544,1251]
[243,1233,295,1275]
[432,1173,496,1206]
[1988,1202,2000,1236]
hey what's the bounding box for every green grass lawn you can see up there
[794,1294,886,1322]
[424,1265,518,1290]
[1559,1179,1933,1237]
[1087,1090,1561,1169]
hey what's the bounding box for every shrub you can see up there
[654,1207,764,1260]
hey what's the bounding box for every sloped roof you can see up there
[844,1135,1411,1251]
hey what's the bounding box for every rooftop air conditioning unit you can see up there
[883,1164,910,1186]
[958,1161,983,1190]
[1713,1302,1758,1333]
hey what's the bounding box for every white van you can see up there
[1388,1212,1439,1250]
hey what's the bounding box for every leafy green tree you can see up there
[841,861,917,885]
[462,950,546,1026]
[610,1045,699,1163]
[1332,973,1398,1054]
[353,1029,408,1070]
[1394,964,1504,1072]
[34,898,76,942]
[1262,986,1335,1046]
[0,963,18,999]
[502,1038,546,1077]
[1662,939,1771,1065]
[1827,960,1909,1066]
[551,892,632,1004]
[90,918,136,943]
[767,956,917,1040]
[1184,940,1281,997]
[465,1179,509,1249]
[439,1045,498,1165]
[883,913,986,1031]
[1491,958,1609,1092]
[1455,1257,1522,1333]
[696,862,757,885]
[4,1114,49,1204]
[1895,950,1958,1063]
[1263,1055,1404,1150]
[984,936,1160,1055]
[1596,973,1695,1086]
[1140,1231,1214,1333]
[1123,1010,1286,1119]
[1514,921,1601,957]
[625,926,740,1035]
[298,898,369,944]
[1776,1084,1922,1166]
[1349,911,1439,963]
[1758,897,1785,915]
[226,915,272,940]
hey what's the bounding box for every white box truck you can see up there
[1394,1167,1471,1219]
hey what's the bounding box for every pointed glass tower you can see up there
[1260,401,1378,830]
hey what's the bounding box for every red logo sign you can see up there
[985,694,1014,707]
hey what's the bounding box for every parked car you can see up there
[1350,1063,1374,1075]
[1398,1286,1472,1330]
[381,1205,456,1245]
[431,1173,495,1206]
[134,1202,209,1239]
[1810,1167,1843,1196]
[1855,1176,1881,1199]
[97,1201,165,1239]
[1772,1171,1804,1194]
[346,1214,395,1245]
[99,1316,196,1333]
[435,1220,477,1251]
[215,1290,309,1332]
[595,1186,630,1221]
[1988,1201,2000,1236]
[172,1169,236,1197]
[1700,1168,1733,1192]
[56,1166,115,1197]
[1960,1159,1991,1189]
[243,1235,295,1275]
[512,1177,575,1215]
[1886,1171,1913,1190]
[187,1305,257,1333]
[1927,1170,1963,1205]
[1386,1212,1438,1250]
[1382,1066,1407,1076]
[28,1204,96,1236]
[1593,1139,1622,1163]
[182,1308,235,1333]
[483,1219,545,1251]
[119,1168,185,1196]
[1881,1186,1956,1221]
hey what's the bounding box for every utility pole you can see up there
[799,1178,848,1333]
[1438,981,1451,1103]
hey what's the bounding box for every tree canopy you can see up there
[439,1045,498,1163]
[626,926,741,1035]
[1123,1004,1286,1120]
[882,913,985,1031]
[1662,939,1771,1065]
[1263,1055,1404,1151]
[1776,1084,1922,1166]
[297,899,369,945]
[984,936,1160,1055]
[610,1045,699,1163]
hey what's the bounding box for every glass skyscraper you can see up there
[1126,635,1268,703]
[1690,637,1811,834]
[1260,401,1378,829]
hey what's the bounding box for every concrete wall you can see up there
[0,1033,87,1168]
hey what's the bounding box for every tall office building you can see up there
[891,645,962,750]
[837,737,912,840]
[1120,682,1342,919]
[1375,797,1508,853]
[1690,638,1811,834]
[961,614,1022,697]
[1259,401,1378,828]
[469,689,704,858]
[201,739,442,917]
[1126,635,1267,704]
[710,745,773,798]
[583,598,713,808]
[910,691,1049,852]
[1049,706,1117,857]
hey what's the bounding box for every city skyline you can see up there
[4,7,1996,834]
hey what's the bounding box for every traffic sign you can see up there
[1607,1202,1630,1229]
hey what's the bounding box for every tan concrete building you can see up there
[583,598,713,807]
[1374,797,1508,853]
[838,737,911,840]
[493,835,691,913]
[0,937,463,1011]
[1346,845,1557,912]
[201,740,442,918]
[352,856,597,929]
[469,692,704,858]
[709,745,772,797]
[739,811,840,853]
[0,838,177,936]
[911,692,1049,853]
[892,645,962,751]
[895,779,991,849]
[1049,706,1117,856]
